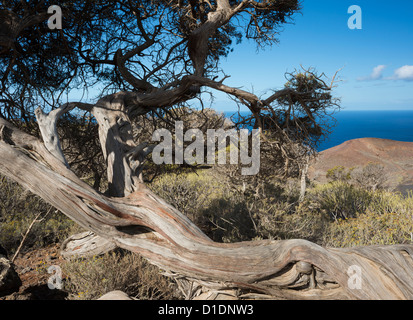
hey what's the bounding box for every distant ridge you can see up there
[309,138,413,193]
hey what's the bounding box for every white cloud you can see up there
[392,65,413,81]
[357,65,386,81]
[358,65,413,82]
[370,65,387,80]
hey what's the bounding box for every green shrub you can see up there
[0,175,76,255]
[324,211,413,248]
[205,179,330,244]
[306,181,372,220]
[148,171,223,223]
[201,196,256,242]
[368,190,413,215]
[251,190,330,244]
[326,166,353,182]
[150,172,331,244]
[148,171,256,242]
[323,190,413,247]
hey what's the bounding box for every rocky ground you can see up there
[0,244,68,300]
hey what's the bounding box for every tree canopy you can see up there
[0,0,300,116]
[0,0,339,183]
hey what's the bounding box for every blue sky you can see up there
[212,0,413,112]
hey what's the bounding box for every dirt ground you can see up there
[1,244,68,300]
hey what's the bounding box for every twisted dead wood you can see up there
[1,115,413,300]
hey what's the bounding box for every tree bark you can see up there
[299,155,309,203]
[1,116,413,300]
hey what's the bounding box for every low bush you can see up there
[326,166,353,182]
[0,175,76,255]
[323,191,413,248]
[254,200,330,244]
[63,250,178,300]
[149,172,330,244]
[148,171,256,242]
[306,181,372,220]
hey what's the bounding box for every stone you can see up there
[97,290,133,300]
[0,255,22,297]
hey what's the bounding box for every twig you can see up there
[11,207,52,263]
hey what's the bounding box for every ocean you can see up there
[224,110,413,151]
[317,110,413,151]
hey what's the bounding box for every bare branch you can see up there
[116,48,156,92]
[35,102,93,167]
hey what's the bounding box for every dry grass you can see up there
[0,175,76,256]
[62,250,179,300]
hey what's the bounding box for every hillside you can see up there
[309,138,413,193]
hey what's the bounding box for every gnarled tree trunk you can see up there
[1,102,413,300]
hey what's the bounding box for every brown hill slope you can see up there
[309,138,413,193]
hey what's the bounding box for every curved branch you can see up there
[116,48,156,92]
[34,102,94,167]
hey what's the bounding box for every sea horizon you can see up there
[222,109,413,151]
